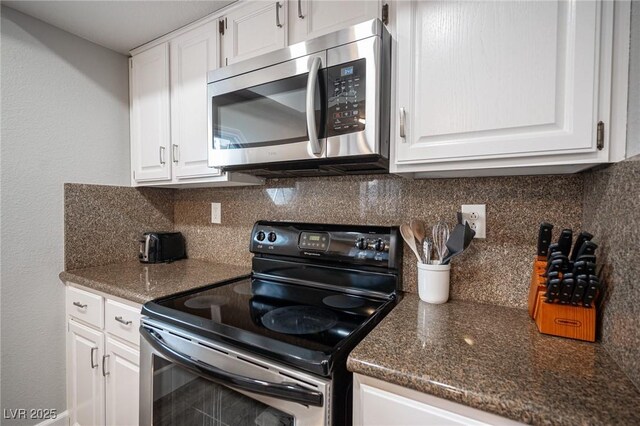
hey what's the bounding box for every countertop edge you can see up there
[59,270,148,304]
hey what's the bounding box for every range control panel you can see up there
[250,221,400,269]
[326,59,366,137]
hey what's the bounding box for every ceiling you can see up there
[3,0,235,55]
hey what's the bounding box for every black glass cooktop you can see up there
[143,276,396,376]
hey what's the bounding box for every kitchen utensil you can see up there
[417,262,451,304]
[570,231,593,261]
[441,221,475,265]
[546,243,561,261]
[400,224,422,263]
[537,222,554,257]
[557,229,573,257]
[571,275,588,305]
[585,261,597,276]
[583,276,600,308]
[432,219,449,264]
[576,254,596,264]
[422,238,432,264]
[411,219,426,260]
[575,240,598,259]
[559,277,575,304]
[545,278,561,302]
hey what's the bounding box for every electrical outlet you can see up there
[461,204,486,239]
[211,203,221,224]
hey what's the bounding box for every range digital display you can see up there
[299,232,329,251]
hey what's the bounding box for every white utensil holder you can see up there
[417,262,451,304]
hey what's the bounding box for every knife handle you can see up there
[583,279,600,308]
[570,231,593,261]
[557,229,573,257]
[546,271,560,287]
[572,260,586,277]
[576,240,598,259]
[545,278,562,303]
[546,243,560,261]
[537,222,554,257]
[585,262,596,276]
[571,277,588,305]
[577,254,596,265]
[559,278,575,304]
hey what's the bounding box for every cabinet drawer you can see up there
[66,286,104,328]
[105,300,141,346]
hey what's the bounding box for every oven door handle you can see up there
[306,56,323,156]
[140,326,324,407]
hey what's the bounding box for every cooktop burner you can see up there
[261,306,338,335]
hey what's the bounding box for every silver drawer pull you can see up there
[73,301,87,309]
[115,316,132,326]
[399,107,407,140]
[275,2,282,28]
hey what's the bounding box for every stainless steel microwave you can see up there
[207,19,391,177]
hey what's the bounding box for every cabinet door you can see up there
[130,43,171,182]
[396,1,602,164]
[68,320,105,426]
[170,22,222,179]
[288,0,379,45]
[222,1,287,66]
[105,337,140,426]
[357,383,489,426]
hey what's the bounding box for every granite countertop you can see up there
[59,259,250,304]
[347,294,640,425]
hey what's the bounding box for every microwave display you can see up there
[326,59,366,137]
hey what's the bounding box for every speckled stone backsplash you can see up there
[173,173,583,308]
[64,183,175,270]
[582,158,640,388]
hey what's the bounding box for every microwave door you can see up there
[208,53,327,170]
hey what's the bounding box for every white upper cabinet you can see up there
[170,22,221,180]
[130,43,171,182]
[394,0,626,175]
[288,0,380,45]
[222,1,287,66]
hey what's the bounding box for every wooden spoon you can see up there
[400,223,422,263]
[411,219,426,245]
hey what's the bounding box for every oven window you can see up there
[212,73,323,149]
[152,357,294,426]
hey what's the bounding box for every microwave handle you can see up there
[140,326,324,407]
[306,56,323,155]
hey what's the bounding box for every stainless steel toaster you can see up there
[139,232,186,263]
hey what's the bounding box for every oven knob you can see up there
[256,231,265,242]
[268,232,277,243]
[374,239,386,252]
[355,237,368,250]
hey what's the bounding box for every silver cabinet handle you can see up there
[306,56,322,155]
[298,0,304,18]
[159,146,166,164]
[275,2,283,28]
[115,316,132,326]
[172,144,179,163]
[73,301,87,309]
[102,354,110,377]
[90,347,98,369]
[399,107,407,140]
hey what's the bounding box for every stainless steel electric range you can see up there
[139,221,402,426]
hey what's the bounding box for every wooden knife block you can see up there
[527,257,596,342]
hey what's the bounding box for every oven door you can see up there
[140,319,329,426]
[208,52,327,169]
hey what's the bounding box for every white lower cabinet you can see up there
[353,374,522,426]
[105,337,140,426]
[68,320,105,426]
[66,285,141,426]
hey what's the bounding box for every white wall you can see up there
[626,2,639,159]
[1,6,130,423]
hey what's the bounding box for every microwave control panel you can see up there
[326,59,366,137]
